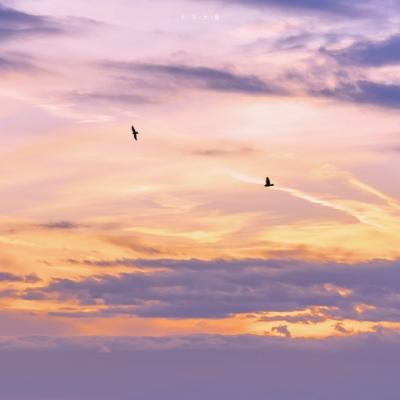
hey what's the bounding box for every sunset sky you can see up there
[1,0,400,398]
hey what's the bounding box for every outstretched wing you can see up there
[266,177,270,185]
[131,125,135,133]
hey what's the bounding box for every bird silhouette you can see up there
[264,177,274,187]
[131,125,139,141]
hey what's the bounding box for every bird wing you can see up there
[131,125,135,132]
[266,177,270,185]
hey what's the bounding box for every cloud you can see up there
[334,322,350,334]
[21,257,400,321]
[190,145,257,157]
[67,91,154,105]
[318,80,400,109]
[0,3,103,45]
[0,272,40,283]
[0,330,398,351]
[271,32,344,51]
[100,58,400,110]
[259,312,327,324]
[386,144,400,153]
[198,0,376,16]
[328,35,400,66]
[40,221,82,230]
[0,272,24,282]
[0,289,18,298]
[102,61,285,96]
[23,274,42,283]
[277,52,400,110]
[240,34,400,110]
[102,236,163,256]
[271,325,292,337]
[228,170,385,228]
[0,53,39,73]
[0,3,63,42]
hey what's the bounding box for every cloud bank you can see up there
[17,257,400,322]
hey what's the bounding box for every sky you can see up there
[1,0,400,398]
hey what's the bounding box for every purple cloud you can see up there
[0,272,40,283]
[101,61,285,96]
[20,257,400,321]
[328,35,400,66]
[0,53,39,73]
[271,324,292,337]
[98,58,400,110]
[317,80,400,109]
[0,3,63,41]
[197,0,384,16]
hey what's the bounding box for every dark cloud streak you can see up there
[0,53,39,73]
[101,61,285,96]
[198,0,379,16]
[67,91,153,105]
[40,221,82,230]
[0,3,63,42]
[0,272,40,283]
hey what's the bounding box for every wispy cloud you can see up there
[0,3,63,42]
[40,221,82,230]
[190,145,257,157]
[198,0,382,16]
[0,53,39,73]
[101,61,285,96]
[347,176,400,212]
[67,91,154,105]
[227,171,384,228]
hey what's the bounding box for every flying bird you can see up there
[131,125,139,141]
[264,177,274,187]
